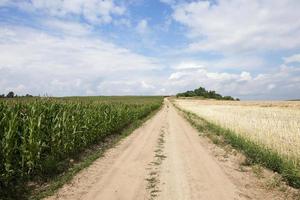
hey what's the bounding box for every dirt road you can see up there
[46,99,293,200]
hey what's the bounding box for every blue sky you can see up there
[0,0,300,99]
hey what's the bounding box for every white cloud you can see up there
[141,81,155,89]
[1,0,125,24]
[160,0,176,5]
[0,0,9,6]
[1,0,300,100]
[284,54,300,63]
[172,0,300,53]
[267,84,276,90]
[166,62,300,100]
[0,25,161,96]
[96,79,158,95]
[239,72,252,81]
[174,62,204,70]
[136,19,149,34]
[167,55,266,72]
[43,19,92,36]
[168,71,189,80]
[1,23,299,99]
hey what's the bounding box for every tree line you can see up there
[0,91,33,98]
[176,86,239,101]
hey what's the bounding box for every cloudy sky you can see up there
[0,0,300,99]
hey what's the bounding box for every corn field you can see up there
[0,97,162,196]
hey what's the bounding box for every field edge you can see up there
[171,101,300,189]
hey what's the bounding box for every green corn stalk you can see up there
[0,97,163,198]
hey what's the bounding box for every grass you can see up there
[146,130,166,199]
[252,164,264,178]
[174,105,300,188]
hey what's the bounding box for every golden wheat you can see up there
[175,99,300,165]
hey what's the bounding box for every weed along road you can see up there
[46,99,291,200]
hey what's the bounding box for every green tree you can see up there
[6,91,14,98]
[176,86,236,101]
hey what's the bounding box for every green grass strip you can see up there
[176,106,300,188]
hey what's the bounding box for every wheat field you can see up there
[175,99,300,166]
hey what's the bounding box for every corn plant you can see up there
[0,97,162,198]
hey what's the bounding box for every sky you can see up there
[0,0,300,100]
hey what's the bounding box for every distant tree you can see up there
[0,94,5,98]
[223,96,234,101]
[6,91,14,98]
[176,86,237,101]
[194,87,206,96]
[25,94,33,97]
